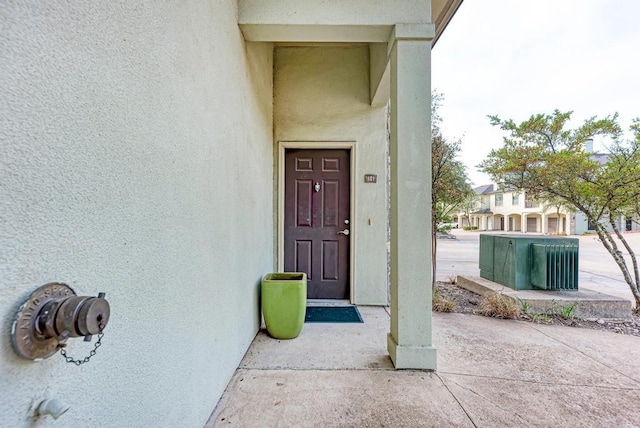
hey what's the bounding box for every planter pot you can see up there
[261,273,307,339]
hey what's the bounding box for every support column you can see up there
[523,214,528,232]
[542,214,548,234]
[387,24,436,370]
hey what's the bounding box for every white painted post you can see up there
[387,23,437,370]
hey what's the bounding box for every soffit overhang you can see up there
[239,0,463,105]
[238,0,462,44]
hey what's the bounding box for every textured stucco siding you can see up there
[274,46,389,305]
[239,0,430,26]
[0,1,273,427]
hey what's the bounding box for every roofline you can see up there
[433,0,464,48]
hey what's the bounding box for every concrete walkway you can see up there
[207,307,640,427]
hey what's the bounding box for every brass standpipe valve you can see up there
[11,283,110,361]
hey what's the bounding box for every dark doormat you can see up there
[305,306,363,323]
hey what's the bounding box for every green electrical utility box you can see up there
[479,234,579,290]
[479,234,496,281]
[530,244,579,290]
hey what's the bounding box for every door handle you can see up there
[337,229,350,236]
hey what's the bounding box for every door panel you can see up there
[284,149,350,299]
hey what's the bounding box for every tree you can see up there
[479,110,640,310]
[431,93,474,287]
[540,193,574,234]
[455,191,478,228]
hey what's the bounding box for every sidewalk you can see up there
[207,307,640,427]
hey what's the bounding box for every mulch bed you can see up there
[435,281,640,337]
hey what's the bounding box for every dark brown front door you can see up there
[284,149,350,299]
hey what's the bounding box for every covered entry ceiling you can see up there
[239,0,463,106]
[238,0,463,45]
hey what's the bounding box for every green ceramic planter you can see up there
[261,273,307,339]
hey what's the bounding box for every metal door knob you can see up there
[337,229,350,236]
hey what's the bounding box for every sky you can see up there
[431,0,640,186]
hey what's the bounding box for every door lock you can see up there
[337,229,350,236]
[11,283,110,361]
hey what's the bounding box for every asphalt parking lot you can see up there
[436,230,639,306]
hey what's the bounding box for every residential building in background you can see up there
[457,183,639,235]
[457,184,571,234]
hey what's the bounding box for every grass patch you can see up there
[549,301,577,319]
[518,298,551,323]
[529,313,552,323]
[519,298,577,322]
[478,292,521,319]
[433,288,456,312]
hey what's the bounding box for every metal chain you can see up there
[59,323,105,366]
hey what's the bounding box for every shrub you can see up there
[433,288,456,312]
[478,292,521,319]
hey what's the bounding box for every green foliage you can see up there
[558,302,577,319]
[530,313,552,324]
[480,110,640,308]
[437,219,453,234]
[519,298,576,321]
[430,92,474,287]
[432,93,474,229]
[462,226,478,231]
[518,298,531,314]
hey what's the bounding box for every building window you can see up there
[525,197,539,208]
[495,193,503,206]
[512,193,520,205]
[481,196,490,210]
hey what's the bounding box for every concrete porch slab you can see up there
[210,369,473,427]
[241,306,393,370]
[209,308,640,427]
[457,275,633,320]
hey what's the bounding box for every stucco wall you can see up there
[239,0,430,25]
[0,2,273,427]
[274,46,389,305]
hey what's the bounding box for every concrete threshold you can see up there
[306,299,352,307]
[458,275,632,320]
